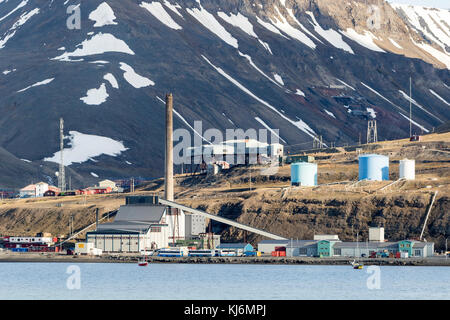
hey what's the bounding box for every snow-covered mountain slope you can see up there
[0,0,449,188]
[391,3,450,68]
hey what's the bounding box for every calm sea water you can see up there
[0,263,448,300]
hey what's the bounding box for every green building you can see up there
[283,155,315,165]
[317,240,340,257]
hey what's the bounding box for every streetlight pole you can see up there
[446,238,448,260]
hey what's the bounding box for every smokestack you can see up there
[165,93,174,201]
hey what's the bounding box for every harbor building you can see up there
[259,228,434,258]
[86,196,207,253]
[280,239,434,258]
[86,204,170,252]
[286,240,318,257]
[258,240,292,254]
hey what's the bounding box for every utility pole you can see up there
[409,76,412,138]
[58,118,66,193]
[445,238,448,259]
[95,208,99,231]
[70,215,73,237]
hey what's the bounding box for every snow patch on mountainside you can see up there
[336,79,356,90]
[258,39,272,54]
[43,131,128,166]
[187,3,238,48]
[389,38,402,49]
[53,33,135,60]
[324,110,336,119]
[256,16,288,38]
[140,1,183,30]
[392,4,450,53]
[306,11,354,54]
[341,29,386,53]
[285,8,322,44]
[238,51,281,87]
[218,12,257,38]
[104,73,119,89]
[429,89,450,106]
[17,78,54,93]
[398,90,443,123]
[2,69,16,75]
[0,7,40,49]
[89,2,117,27]
[255,117,287,143]
[119,62,154,88]
[80,83,109,105]
[0,0,28,23]
[163,0,183,17]
[399,113,429,133]
[412,39,450,69]
[271,6,316,49]
[273,73,284,85]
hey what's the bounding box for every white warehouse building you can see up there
[86,196,206,253]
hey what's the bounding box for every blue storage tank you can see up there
[291,162,318,186]
[358,154,389,181]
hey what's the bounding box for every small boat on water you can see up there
[350,232,364,269]
[138,260,148,267]
[351,259,363,269]
[138,248,150,267]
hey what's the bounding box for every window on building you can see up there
[334,248,341,256]
[299,248,307,255]
[414,250,421,257]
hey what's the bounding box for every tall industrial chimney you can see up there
[165,93,174,201]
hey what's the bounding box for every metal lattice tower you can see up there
[58,118,66,192]
[367,120,378,144]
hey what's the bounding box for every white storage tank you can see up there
[358,154,389,181]
[291,162,318,186]
[399,159,415,180]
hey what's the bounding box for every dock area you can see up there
[1,252,449,266]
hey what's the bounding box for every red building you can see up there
[81,187,112,195]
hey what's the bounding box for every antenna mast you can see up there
[58,118,66,193]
